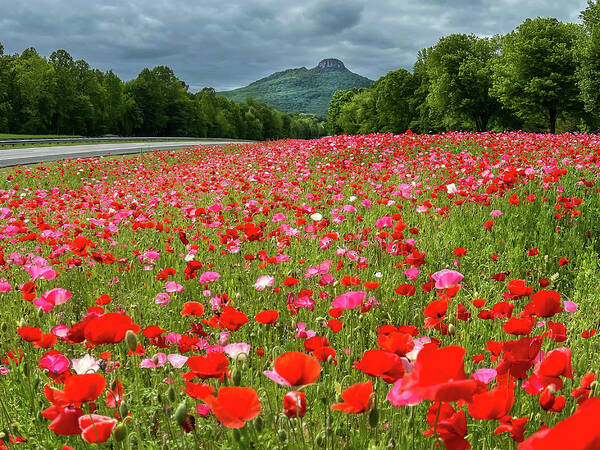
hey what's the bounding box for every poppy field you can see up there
[2,132,600,449]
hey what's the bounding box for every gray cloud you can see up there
[0,0,588,91]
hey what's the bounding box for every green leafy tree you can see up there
[371,69,417,133]
[577,1,600,125]
[327,88,363,134]
[491,18,583,133]
[426,34,501,131]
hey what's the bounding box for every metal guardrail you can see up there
[0,137,249,145]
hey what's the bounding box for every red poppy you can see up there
[424,299,448,329]
[494,416,529,443]
[468,375,514,420]
[142,325,166,338]
[423,402,470,450]
[83,313,139,346]
[387,345,480,405]
[534,347,572,390]
[496,336,542,379]
[502,317,534,336]
[519,397,600,449]
[282,277,299,286]
[377,331,414,357]
[571,372,595,405]
[183,381,216,400]
[266,352,322,387]
[185,352,230,381]
[328,318,343,333]
[453,247,467,257]
[63,374,106,403]
[43,405,84,436]
[531,290,562,317]
[204,387,261,428]
[395,284,416,296]
[180,301,205,317]
[283,391,306,418]
[17,326,42,342]
[505,279,533,299]
[78,414,117,443]
[354,349,405,384]
[218,306,248,331]
[331,380,373,413]
[255,310,279,325]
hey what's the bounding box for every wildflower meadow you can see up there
[1,132,600,449]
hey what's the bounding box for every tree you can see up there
[426,34,501,131]
[491,18,583,133]
[577,1,600,121]
[326,88,364,135]
[371,69,417,133]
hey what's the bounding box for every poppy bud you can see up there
[174,401,187,426]
[448,323,456,336]
[157,391,164,405]
[0,432,5,441]
[167,386,176,403]
[113,423,128,442]
[0,322,6,332]
[278,429,287,442]
[233,369,242,386]
[119,401,129,418]
[37,307,44,318]
[369,404,379,427]
[129,433,139,445]
[22,362,30,377]
[125,330,138,352]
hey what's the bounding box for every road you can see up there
[0,140,250,168]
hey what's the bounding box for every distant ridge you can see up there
[218,59,373,117]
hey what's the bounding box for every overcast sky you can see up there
[0,0,588,91]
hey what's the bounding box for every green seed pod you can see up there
[254,416,264,433]
[167,386,176,403]
[174,401,187,426]
[369,405,379,427]
[125,330,138,352]
[119,401,129,418]
[278,429,287,442]
[233,429,242,442]
[113,423,128,442]
[233,369,242,386]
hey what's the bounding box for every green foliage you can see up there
[578,1,600,118]
[0,44,325,139]
[426,34,501,131]
[491,18,584,133]
[219,63,373,117]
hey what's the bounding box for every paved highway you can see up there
[0,140,250,168]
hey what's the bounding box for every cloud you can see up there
[0,0,588,91]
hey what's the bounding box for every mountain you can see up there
[218,59,373,117]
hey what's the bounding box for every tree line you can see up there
[328,1,600,135]
[0,44,326,139]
